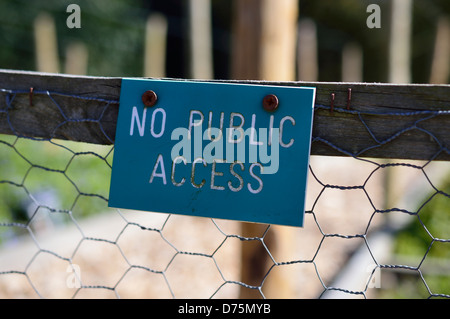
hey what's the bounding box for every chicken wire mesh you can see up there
[0,86,449,299]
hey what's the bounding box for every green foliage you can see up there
[394,182,450,259]
[0,0,147,76]
[382,178,450,298]
[0,135,113,236]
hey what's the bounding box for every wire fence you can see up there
[0,86,449,299]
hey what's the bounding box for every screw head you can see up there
[263,94,279,112]
[142,90,158,107]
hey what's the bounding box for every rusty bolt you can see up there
[142,90,158,107]
[263,94,279,112]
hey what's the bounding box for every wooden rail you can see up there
[0,69,449,161]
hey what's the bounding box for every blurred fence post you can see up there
[34,13,60,73]
[188,0,213,79]
[385,0,413,208]
[232,0,299,299]
[144,13,168,78]
[382,0,413,251]
[430,16,450,84]
[388,0,412,84]
[65,41,88,76]
[297,19,318,82]
[342,42,363,82]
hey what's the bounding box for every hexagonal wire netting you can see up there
[0,87,449,299]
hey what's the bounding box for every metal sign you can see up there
[108,79,315,227]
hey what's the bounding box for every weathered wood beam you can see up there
[0,69,120,145]
[0,69,449,161]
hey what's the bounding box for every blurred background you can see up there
[0,0,448,83]
[0,0,449,299]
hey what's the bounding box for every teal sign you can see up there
[109,79,315,227]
